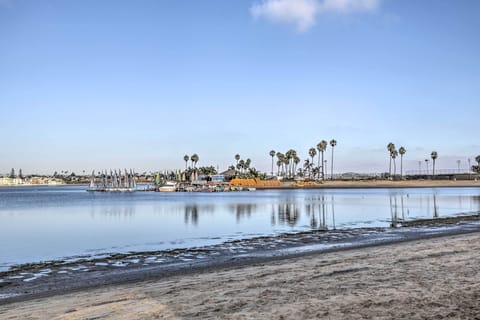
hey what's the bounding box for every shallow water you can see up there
[0,186,479,270]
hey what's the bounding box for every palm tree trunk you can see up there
[320,152,323,179]
[331,148,334,180]
[271,157,274,176]
[400,155,403,179]
[317,154,321,176]
[311,156,314,178]
[389,156,392,177]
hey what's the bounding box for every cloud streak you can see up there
[250,0,381,32]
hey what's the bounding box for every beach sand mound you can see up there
[1,233,479,319]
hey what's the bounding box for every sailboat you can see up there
[87,169,137,192]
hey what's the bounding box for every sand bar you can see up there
[1,232,479,319]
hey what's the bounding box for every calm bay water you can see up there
[1,186,479,271]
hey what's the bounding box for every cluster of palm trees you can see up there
[386,143,406,178]
[230,154,260,178]
[387,144,442,178]
[183,154,199,171]
[269,139,337,180]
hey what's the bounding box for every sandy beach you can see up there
[1,232,479,319]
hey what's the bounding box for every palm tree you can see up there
[329,139,337,180]
[387,143,395,177]
[317,140,327,180]
[476,155,480,166]
[269,150,276,176]
[285,150,294,178]
[290,150,297,178]
[239,159,245,175]
[303,159,311,177]
[245,158,251,175]
[293,156,300,177]
[276,160,282,176]
[391,149,398,177]
[235,154,240,166]
[276,152,284,176]
[308,148,317,178]
[398,147,406,179]
[183,155,189,171]
[431,151,438,177]
[191,154,199,169]
[284,156,291,179]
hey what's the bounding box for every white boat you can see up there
[159,181,177,192]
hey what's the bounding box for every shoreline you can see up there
[1,179,479,189]
[1,230,479,319]
[258,179,480,189]
[1,218,479,306]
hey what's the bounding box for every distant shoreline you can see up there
[1,179,479,189]
[257,179,480,190]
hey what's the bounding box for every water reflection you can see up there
[277,200,300,227]
[184,205,199,225]
[2,187,480,268]
[303,195,333,230]
[90,206,135,219]
[230,204,257,222]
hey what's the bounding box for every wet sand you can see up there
[1,232,479,319]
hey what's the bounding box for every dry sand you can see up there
[1,233,479,319]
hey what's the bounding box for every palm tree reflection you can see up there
[433,193,438,218]
[277,200,300,227]
[230,204,257,223]
[184,205,199,225]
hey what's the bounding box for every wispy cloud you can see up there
[250,0,319,32]
[320,0,380,13]
[250,0,381,32]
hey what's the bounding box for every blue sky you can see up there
[1,0,479,175]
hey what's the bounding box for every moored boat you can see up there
[159,181,177,192]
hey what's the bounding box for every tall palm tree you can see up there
[431,151,438,177]
[183,155,189,171]
[235,154,240,166]
[387,143,395,177]
[303,159,311,177]
[308,147,317,178]
[276,160,282,176]
[290,150,297,178]
[269,150,276,176]
[391,149,398,177]
[245,158,251,174]
[239,159,245,175]
[284,156,291,179]
[398,147,406,179]
[286,149,295,178]
[294,156,300,177]
[191,154,199,169]
[317,140,327,180]
[329,139,337,180]
[276,152,284,176]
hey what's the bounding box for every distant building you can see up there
[211,175,225,182]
